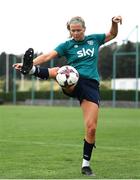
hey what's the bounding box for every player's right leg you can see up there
[15,48,59,79]
[32,66,59,79]
[20,48,34,75]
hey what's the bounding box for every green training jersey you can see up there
[55,34,105,82]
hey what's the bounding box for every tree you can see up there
[98,43,116,80]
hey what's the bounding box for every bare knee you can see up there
[48,67,59,78]
[87,125,96,137]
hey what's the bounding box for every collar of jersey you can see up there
[72,36,87,44]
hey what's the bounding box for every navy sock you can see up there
[34,67,49,80]
[83,139,96,161]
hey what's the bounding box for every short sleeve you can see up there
[93,34,106,45]
[54,42,66,56]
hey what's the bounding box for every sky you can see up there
[0,0,139,54]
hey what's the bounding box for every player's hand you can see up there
[112,16,122,25]
[12,63,23,71]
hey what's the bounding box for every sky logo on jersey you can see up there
[77,48,94,58]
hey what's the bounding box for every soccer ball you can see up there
[56,65,79,87]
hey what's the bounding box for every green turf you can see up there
[0,105,140,179]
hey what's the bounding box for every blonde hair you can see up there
[67,16,86,31]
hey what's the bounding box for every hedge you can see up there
[0,90,139,102]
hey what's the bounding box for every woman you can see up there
[13,15,122,176]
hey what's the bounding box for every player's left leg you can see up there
[81,100,99,176]
[81,100,98,143]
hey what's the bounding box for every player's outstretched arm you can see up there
[12,62,23,71]
[33,50,58,66]
[105,15,122,43]
[13,49,58,71]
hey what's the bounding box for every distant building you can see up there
[111,78,140,90]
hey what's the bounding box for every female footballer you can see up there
[13,15,122,176]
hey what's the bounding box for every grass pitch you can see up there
[0,105,140,179]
